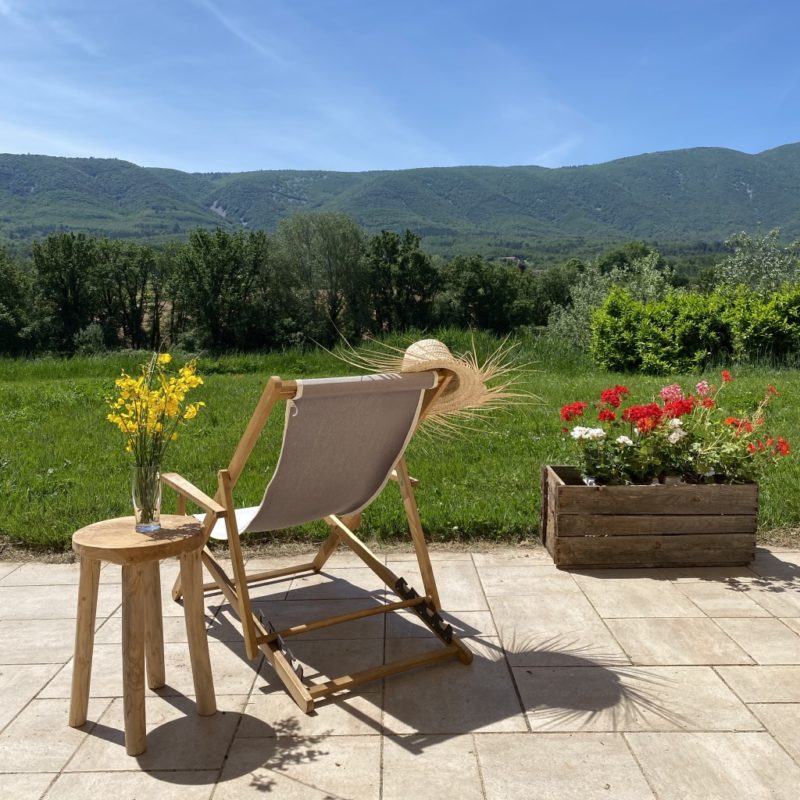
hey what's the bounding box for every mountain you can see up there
[2,144,799,256]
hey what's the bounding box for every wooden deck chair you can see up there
[161,371,473,712]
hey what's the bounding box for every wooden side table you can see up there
[69,515,217,756]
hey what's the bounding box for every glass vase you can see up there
[131,464,162,533]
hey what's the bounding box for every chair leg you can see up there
[142,561,165,690]
[180,549,216,716]
[395,457,442,609]
[311,529,340,571]
[121,564,146,756]
[219,470,259,661]
[69,556,100,728]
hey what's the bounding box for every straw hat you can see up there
[399,338,489,417]
[334,336,522,428]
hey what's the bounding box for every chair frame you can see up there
[161,373,473,712]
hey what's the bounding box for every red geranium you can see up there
[598,409,616,422]
[560,401,588,421]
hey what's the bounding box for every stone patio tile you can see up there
[214,735,381,799]
[382,637,527,734]
[0,563,84,586]
[488,594,630,666]
[513,665,760,732]
[0,619,84,664]
[387,551,473,562]
[256,638,385,687]
[39,641,260,699]
[66,695,247,772]
[0,583,118,620]
[716,665,800,702]
[743,581,800,617]
[382,735,484,800]
[0,562,22,581]
[0,663,62,731]
[248,598,385,639]
[477,564,576,596]
[286,567,386,601]
[45,771,215,799]
[386,609,496,639]
[605,618,751,665]
[0,773,57,800]
[476,732,654,800]
[782,617,800,635]
[575,577,704,618]
[670,566,759,582]
[627,731,800,800]
[570,567,688,582]
[749,704,800,762]
[749,550,800,581]
[675,580,771,617]
[0,698,110,772]
[715,618,800,664]
[240,689,382,738]
[472,547,552,565]
[393,561,489,611]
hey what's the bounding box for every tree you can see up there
[365,230,441,333]
[716,229,800,293]
[439,255,526,334]
[276,212,367,343]
[0,247,31,354]
[548,249,672,352]
[95,239,157,349]
[32,232,100,351]
[174,228,299,350]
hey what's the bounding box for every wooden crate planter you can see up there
[540,465,758,568]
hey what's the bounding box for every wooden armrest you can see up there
[390,469,419,487]
[161,472,226,516]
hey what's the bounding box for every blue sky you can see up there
[0,0,797,173]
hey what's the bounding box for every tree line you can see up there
[2,211,791,365]
[0,211,586,355]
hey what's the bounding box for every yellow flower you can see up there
[106,353,204,464]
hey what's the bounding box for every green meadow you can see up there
[2,333,799,551]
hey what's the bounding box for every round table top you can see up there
[72,515,204,565]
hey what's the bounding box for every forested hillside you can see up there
[2,144,799,255]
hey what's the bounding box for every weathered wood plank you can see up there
[558,483,758,516]
[555,533,756,568]
[557,514,757,537]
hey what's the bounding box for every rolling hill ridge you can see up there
[1,144,799,255]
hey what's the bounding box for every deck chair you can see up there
[161,371,473,712]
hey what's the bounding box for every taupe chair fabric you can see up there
[204,372,436,538]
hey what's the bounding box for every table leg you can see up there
[142,561,165,689]
[180,549,216,716]
[69,556,100,727]
[122,564,146,756]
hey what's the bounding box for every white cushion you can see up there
[194,506,260,540]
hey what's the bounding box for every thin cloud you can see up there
[192,0,288,66]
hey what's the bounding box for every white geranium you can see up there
[668,418,683,429]
[668,428,687,444]
[615,435,634,446]
[571,426,606,441]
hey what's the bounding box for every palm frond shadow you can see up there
[498,633,687,731]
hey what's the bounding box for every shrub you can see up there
[591,289,734,374]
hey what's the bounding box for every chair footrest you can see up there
[308,645,461,699]
[395,577,454,644]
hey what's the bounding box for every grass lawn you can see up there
[2,333,799,551]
